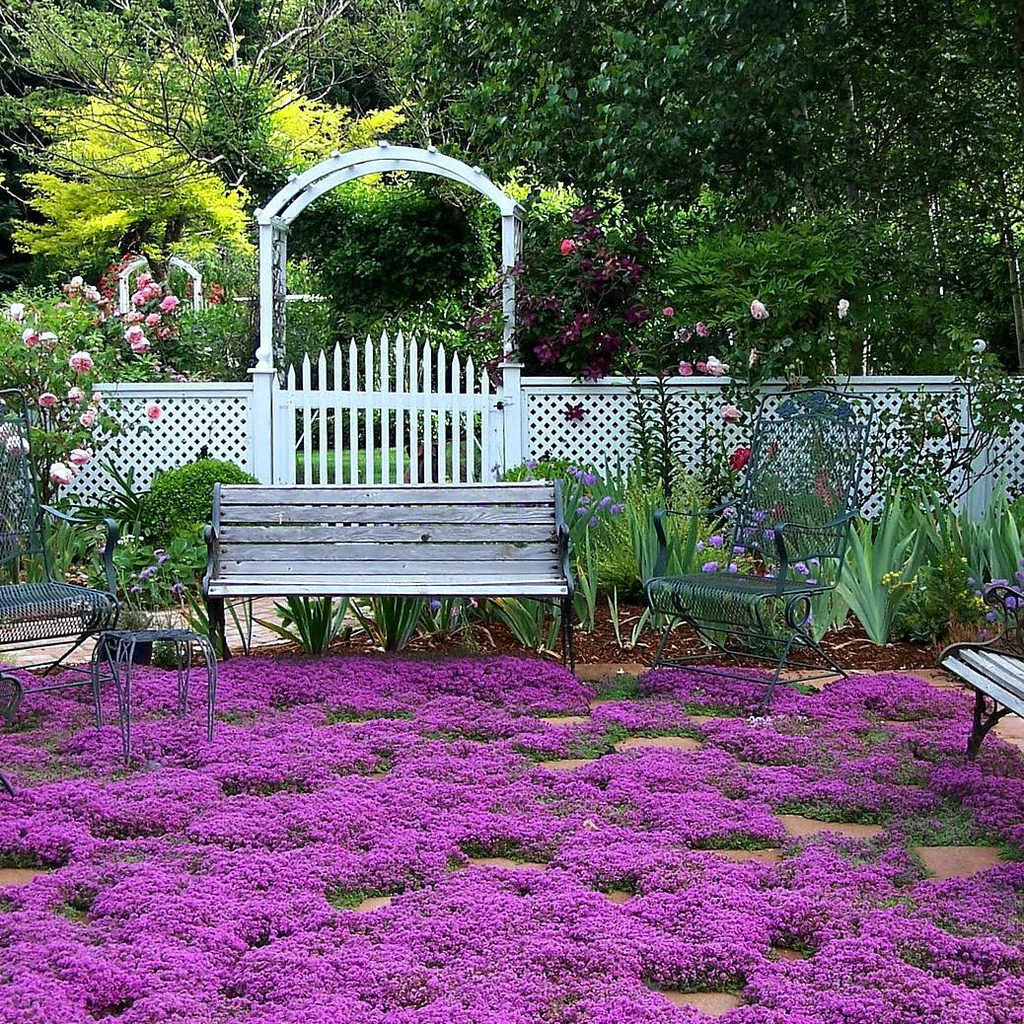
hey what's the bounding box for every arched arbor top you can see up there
[253,143,524,381]
[255,143,524,227]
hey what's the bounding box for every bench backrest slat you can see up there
[212,483,566,585]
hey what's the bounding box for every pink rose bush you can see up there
[0,656,1022,1023]
[0,269,172,501]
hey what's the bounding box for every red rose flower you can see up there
[729,446,752,471]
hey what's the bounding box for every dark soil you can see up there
[279,600,943,675]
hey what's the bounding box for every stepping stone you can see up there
[905,668,961,690]
[538,715,591,727]
[365,772,390,781]
[709,849,782,864]
[536,758,599,771]
[466,857,547,872]
[614,735,701,753]
[779,814,884,839]
[660,991,745,1015]
[772,947,811,961]
[994,715,1024,751]
[351,895,393,912]
[914,845,1006,881]
[576,663,645,682]
[0,868,47,886]
[603,889,632,904]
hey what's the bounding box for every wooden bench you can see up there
[202,482,574,665]
[941,583,1024,758]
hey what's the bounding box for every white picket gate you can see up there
[272,333,506,486]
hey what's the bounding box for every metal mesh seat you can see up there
[645,389,871,706]
[0,581,118,644]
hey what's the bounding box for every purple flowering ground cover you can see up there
[1,656,1024,1023]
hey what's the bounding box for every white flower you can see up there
[837,298,850,319]
[750,299,770,321]
[705,356,729,377]
[972,338,987,354]
[7,302,25,321]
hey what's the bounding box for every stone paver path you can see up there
[614,735,702,753]
[778,814,884,840]
[913,845,1006,881]
[661,991,746,1014]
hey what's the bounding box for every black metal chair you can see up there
[645,389,872,706]
[0,390,120,743]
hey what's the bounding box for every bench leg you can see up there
[561,596,576,674]
[207,597,230,661]
[967,690,1012,760]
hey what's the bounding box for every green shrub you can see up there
[138,459,257,541]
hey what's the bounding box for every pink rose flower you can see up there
[68,275,84,289]
[132,291,147,307]
[125,311,144,323]
[145,401,162,421]
[49,462,74,487]
[157,327,172,340]
[83,286,101,303]
[695,322,708,337]
[69,447,92,467]
[705,356,728,376]
[720,404,742,424]
[38,392,58,409]
[559,239,576,256]
[136,272,152,288]
[144,283,162,300]
[130,338,151,354]
[677,361,693,376]
[79,410,97,428]
[696,361,708,373]
[145,312,161,327]
[22,328,39,347]
[750,299,770,321]
[124,324,145,344]
[91,391,103,405]
[662,306,675,317]
[69,350,94,374]
[67,386,85,404]
[40,331,58,348]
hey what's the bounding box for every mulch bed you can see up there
[317,600,942,675]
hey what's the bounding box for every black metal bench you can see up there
[203,482,575,665]
[941,583,1024,759]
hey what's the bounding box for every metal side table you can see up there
[91,628,217,766]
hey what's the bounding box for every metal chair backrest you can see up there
[732,389,872,575]
[0,390,49,578]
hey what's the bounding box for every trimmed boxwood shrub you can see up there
[138,459,257,541]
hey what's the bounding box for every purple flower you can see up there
[701,561,719,572]
[588,516,598,527]
[707,535,723,548]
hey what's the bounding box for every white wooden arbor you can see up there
[250,142,525,482]
[117,256,204,313]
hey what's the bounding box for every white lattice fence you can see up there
[67,383,254,502]
[521,375,1009,517]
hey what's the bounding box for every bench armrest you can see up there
[980,583,1024,655]
[41,505,119,596]
[202,524,218,597]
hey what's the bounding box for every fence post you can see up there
[250,369,275,483]
[498,361,524,471]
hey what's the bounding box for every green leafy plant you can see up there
[352,597,424,653]
[835,492,926,645]
[261,597,351,656]
[137,458,257,541]
[490,598,560,654]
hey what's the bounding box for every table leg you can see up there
[111,638,133,767]
[199,636,217,742]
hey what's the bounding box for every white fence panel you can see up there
[273,333,504,485]
[68,381,254,501]
[520,375,1008,517]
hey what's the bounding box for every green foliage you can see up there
[104,531,207,619]
[836,492,927,645]
[262,597,351,657]
[172,301,253,382]
[291,179,497,342]
[892,552,983,645]
[352,597,424,653]
[138,459,257,542]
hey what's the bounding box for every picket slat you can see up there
[279,331,504,487]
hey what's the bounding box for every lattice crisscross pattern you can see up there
[67,385,254,502]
